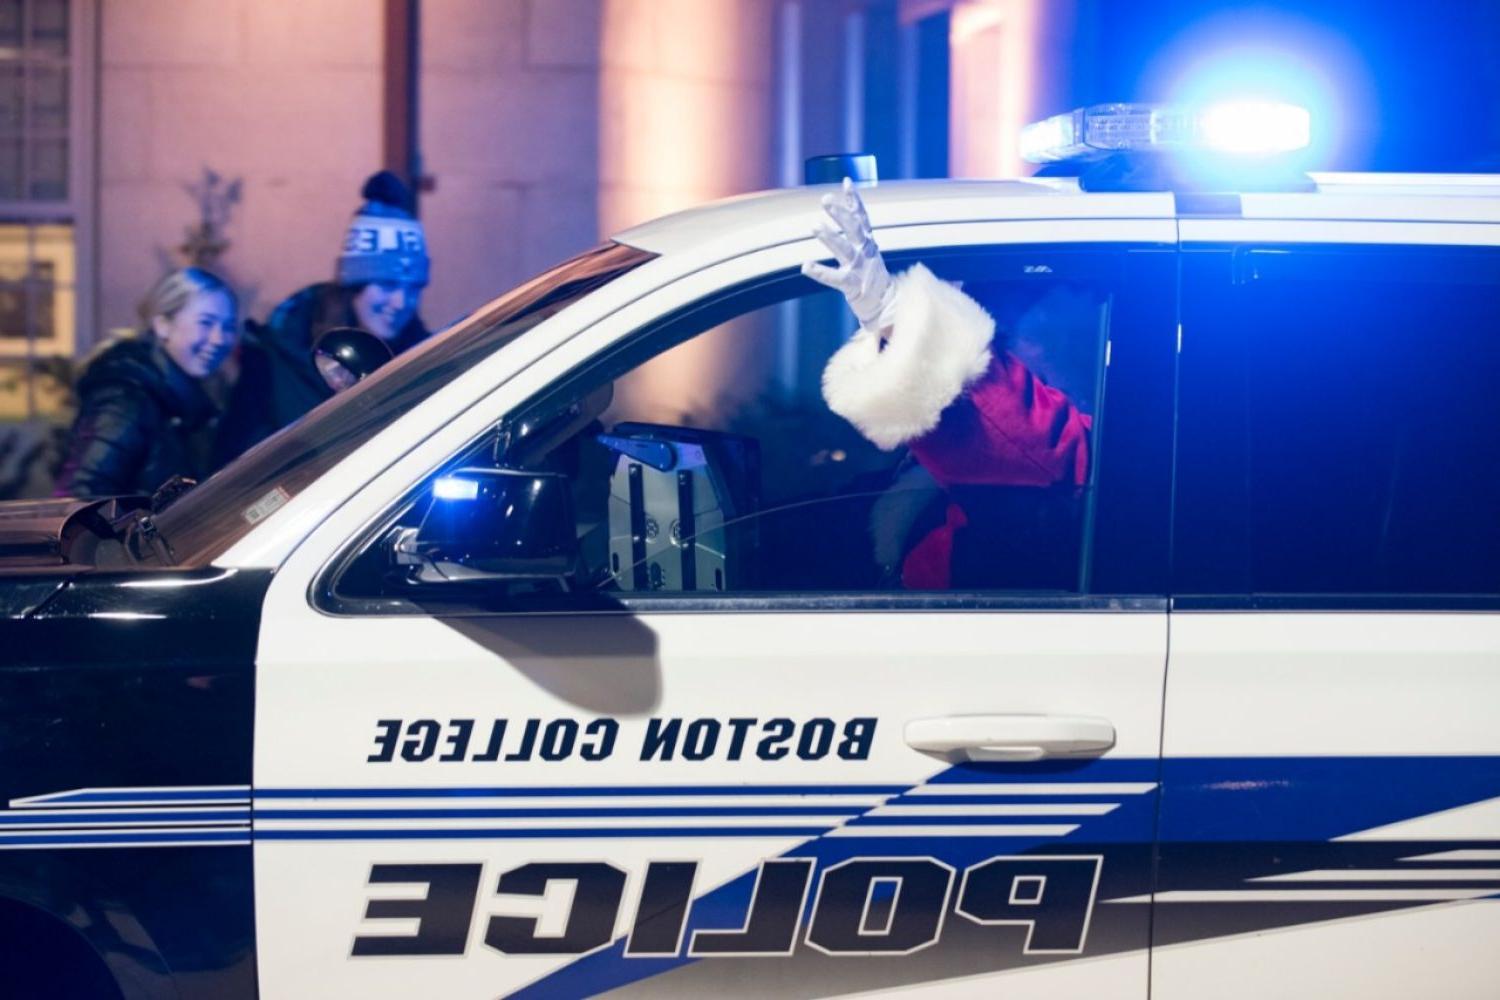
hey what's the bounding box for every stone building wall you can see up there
[97,0,384,336]
[96,0,782,336]
[421,0,781,327]
[598,0,778,235]
[418,0,604,328]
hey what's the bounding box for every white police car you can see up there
[1,103,1498,999]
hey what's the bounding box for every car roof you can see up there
[612,174,1500,255]
[611,179,1166,255]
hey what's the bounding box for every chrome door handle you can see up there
[904,714,1116,763]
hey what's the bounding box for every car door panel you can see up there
[1154,612,1500,999]
[250,229,1178,997]
[251,604,1166,998]
[1157,240,1500,998]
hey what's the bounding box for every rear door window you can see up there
[1174,245,1500,596]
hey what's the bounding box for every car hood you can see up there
[0,497,124,616]
[0,497,98,562]
[0,494,148,566]
[0,569,74,616]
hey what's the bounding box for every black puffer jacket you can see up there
[214,282,427,465]
[53,337,217,498]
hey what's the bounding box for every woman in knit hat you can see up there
[214,171,432,464]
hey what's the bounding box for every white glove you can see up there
[801,178,898,334]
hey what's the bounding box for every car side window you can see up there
[329,246,1147,607]
[1174,245,1500,596]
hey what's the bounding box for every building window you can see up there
[0,0,91,421]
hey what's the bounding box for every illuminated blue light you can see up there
[433,476,480,501]
[1156,24,1367,168]
[1019,110,1084,163]
[1021,101,1310,164]
[1200,101,1310,155]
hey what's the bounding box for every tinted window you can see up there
[332,245,1174,607]
[1175,246,1500,595]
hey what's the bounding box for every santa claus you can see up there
[804,179,1092,590]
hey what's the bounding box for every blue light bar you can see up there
[1021,101,1310,164]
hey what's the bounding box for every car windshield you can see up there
[149,242,655,567]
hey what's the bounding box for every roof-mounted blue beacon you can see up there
[805,153,878,186]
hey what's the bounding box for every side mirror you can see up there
[393,468,578,583]
[313,327,394,391]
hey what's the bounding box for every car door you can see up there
[250,225,1177,998]
[1157,237,1500,998]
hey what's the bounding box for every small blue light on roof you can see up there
[433,476,479,501]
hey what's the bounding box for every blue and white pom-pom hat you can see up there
[336,171,430,288]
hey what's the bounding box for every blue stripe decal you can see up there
[1160,756,1500,842]
[846,814,1081,826]
[516,757,1163,999]
[254,826,835,840]
[253,785,907,799]
[0,830,250,846]
[922,759,1159,783]
[21,790,250,805]
[0,810,251,826]
[885,794,1135,805]
[254,806,863,820]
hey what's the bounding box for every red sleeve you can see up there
[908,351,1091,489]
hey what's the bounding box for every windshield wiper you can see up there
[148,474,198,513]
[108,476,198,565]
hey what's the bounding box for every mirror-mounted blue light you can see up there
[1021,101,1310,164]
[433,476,480,501]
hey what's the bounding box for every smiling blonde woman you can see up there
[53,267,239,499]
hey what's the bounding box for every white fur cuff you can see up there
[820,263,994,450]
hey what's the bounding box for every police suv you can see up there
[2,103,1497,999]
